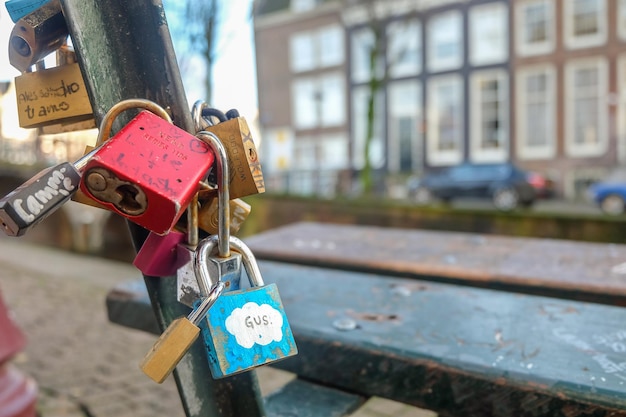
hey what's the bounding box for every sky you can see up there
[164,0,259,120]
[0,0,259,120]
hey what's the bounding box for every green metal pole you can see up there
[59,1,266,416]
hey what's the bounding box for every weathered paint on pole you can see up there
[59,1,266,416]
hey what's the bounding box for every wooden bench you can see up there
[245,222,626,307]
[106,222,626,416]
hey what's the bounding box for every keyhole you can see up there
[11,35,31,57]
[248,148,257,162]
[115,184,145,215]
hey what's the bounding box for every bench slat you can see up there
[263,261,626,416]
[245,222,626,306]
[107,261,626,416]
[265,379,366,417]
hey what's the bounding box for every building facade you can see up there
[254,0,626,198]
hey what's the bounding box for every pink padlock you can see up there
[133,229,186,277]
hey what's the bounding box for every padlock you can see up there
[192,100,265,200]
[140,280,225,384]
[195,235,298,379]
[177,131,242,307]
[197,187,251,236]
[5,0,53,23]
[14,44,94,129]
[0,99,170,237]
[133,182,219,278]
[189,101,252,235]
[8,0,68,72]
[80,104,215,235]
[133,228,186,277]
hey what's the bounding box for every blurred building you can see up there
[253,0,626,199]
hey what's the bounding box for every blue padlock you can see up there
[194,234,298,379]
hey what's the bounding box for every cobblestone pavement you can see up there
[0,238,434,417]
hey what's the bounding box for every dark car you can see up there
[408,163,547,211]
[587,168,626,215]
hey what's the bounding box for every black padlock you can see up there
[0,157,88,237]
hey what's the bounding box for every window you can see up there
[565,58,608,157]
[319,134,349,170]
[262,128,293,172]
[427,75,463,166]
[388,80,423,172]
[516,0,554,56]
[427,11,462,73]
[387,19,421,78]
[564,0,607,49]
[352,86,385,169]
[318,26,344,68]
[290,32,316,72]
[293,138,317,170]
[291,134,348,171]
[516,66,556,160]
[470,70,508,163]
[291,0,322,13]
[290,25,344,73]
[291,73,345,130]
[351,27,383,83]
[470,3,508,66]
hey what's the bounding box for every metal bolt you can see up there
[333,318,357,331]
[86,171,108,192]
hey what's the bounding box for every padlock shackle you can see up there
[187,281,225,325]
[74,99,173,172]
[94,98,172,147]
[191,100,227,132]
[195,131,230,257]
[195,235,265,291]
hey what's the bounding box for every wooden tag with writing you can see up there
[205,117,265,199]
[15,62,93,129]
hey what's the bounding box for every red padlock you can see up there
[0,290,37,417]
[80,109,215,235]
[0,292,25,363]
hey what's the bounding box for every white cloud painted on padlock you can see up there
[225,302,284,348]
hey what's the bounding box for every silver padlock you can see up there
[177,126,242,307]
[194,234,298,378]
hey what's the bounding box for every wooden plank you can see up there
[265,379,366,417]
[107,262,626,416]
[244,222,626,306]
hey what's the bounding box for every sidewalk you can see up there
[0,237,433,417]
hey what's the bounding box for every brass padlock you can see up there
[140,281,225,383]
[8,0,68,72]
[37,46,96,134]
[14,45,93,129]
[198,189,251,236]
[204,117,264,199]
[192,101,264,200]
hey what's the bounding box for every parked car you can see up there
[587,168,626,215]
[408,163,550,211]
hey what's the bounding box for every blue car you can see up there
[407,163,542,211]
[588,168,626,215]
